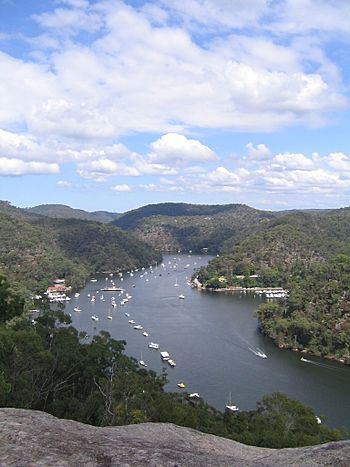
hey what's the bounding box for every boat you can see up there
[174,278,179,287]
[177,382,186,388]
[225,392,239,413]
[73,307,81,312]
[189,393,200,399]
[90,279,97,282]
[160,351,170,360]
[300,357,311,362]
[91,315,99,321]
[133,324,143,330]
[249,347,267,359]
[142,331,149,337]
[178,294,185,299]
[74,293,80,298]
[148,342,160,350]
[107,315,113,320]
[139,353,147,367]
[168,359,176,367]
[125,312,130,317]
[100,286,124,292]
[128,319,136,324]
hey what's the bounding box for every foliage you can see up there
[26,204,120,223]
[0,302,344,448]
[197,209,350,360]
[0,206,161,305]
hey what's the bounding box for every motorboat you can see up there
[148,342,160,350]
[142,331,149,337]
[133,325,143,330]
[168,359,176,367]
[128,319,136,324]
[107,315,113,320]
[160,351,170,360]
[177,382,186,389]
[178,294,185,299]
[91,315,99,321]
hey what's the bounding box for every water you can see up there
[66,254,350,429]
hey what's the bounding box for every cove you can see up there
[66,254,350,429]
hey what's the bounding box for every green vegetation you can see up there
[113,202,275,253]
[0,203,161,304]
[27,203,120,223]
[196,210,350,362]
[0,279,345,448]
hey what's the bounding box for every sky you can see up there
[1,0,350,213]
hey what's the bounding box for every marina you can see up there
[66,254,350,429]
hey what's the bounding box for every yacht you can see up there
[178,294,185,299]
[133,324,143,330]
[225,392,239,413]
[91,315,99,321]
[168,359,176,367]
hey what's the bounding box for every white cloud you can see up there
[56,180,73,187]
[246,142,271,161]
[0,0,346,144]
[273,152,315,171]
[0,158,59,176]
[111,184,132,192]
[149,133,217,164]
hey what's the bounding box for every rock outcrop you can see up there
[0,408,349,466]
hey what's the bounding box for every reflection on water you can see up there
[65,254,350,429]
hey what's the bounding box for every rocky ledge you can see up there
[0,408,349,466]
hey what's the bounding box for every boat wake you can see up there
[300,357,344,370]
[248,347,268,359]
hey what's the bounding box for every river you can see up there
[66,254,350,429]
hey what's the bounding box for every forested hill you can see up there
[112,202,276,253]
[0,203,161,298]
[26,203,120,223]
[196,207,350,362]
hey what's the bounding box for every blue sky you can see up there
[1,0,350,213]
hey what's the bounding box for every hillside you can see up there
[196,208,350,361]
[27,203,120,223]
[0,203,161,298]
[2,409,349,466]
[113,202,276,253]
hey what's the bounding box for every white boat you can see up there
[160,351,170,361]
[300,356,311,362]
[225,392,239,413]
[139,353,147,367]
[73,307,81,312]
[142,331,149,337]
[74,293,80,298]
[125,312,130,317]
[174,278,179,287]
[148,342,160,350]
[90,279,97,282]
[128,319,136,324]
[107,315,113,320]
[133,324,143,330]
[91,315,99,321]
[168,359,176,367]
[178,294,185,299]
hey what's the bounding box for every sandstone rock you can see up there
[0,408,349,466]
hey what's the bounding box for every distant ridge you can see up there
[27,204,120,223]
[112,202,276,253]
[112,202,252,230]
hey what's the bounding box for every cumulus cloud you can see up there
[0,0,346,144]
[56,180,73,188]
[0,158,59,176]
[111,184,132,192]
[149,133,217,164]
[246,142,271,161]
